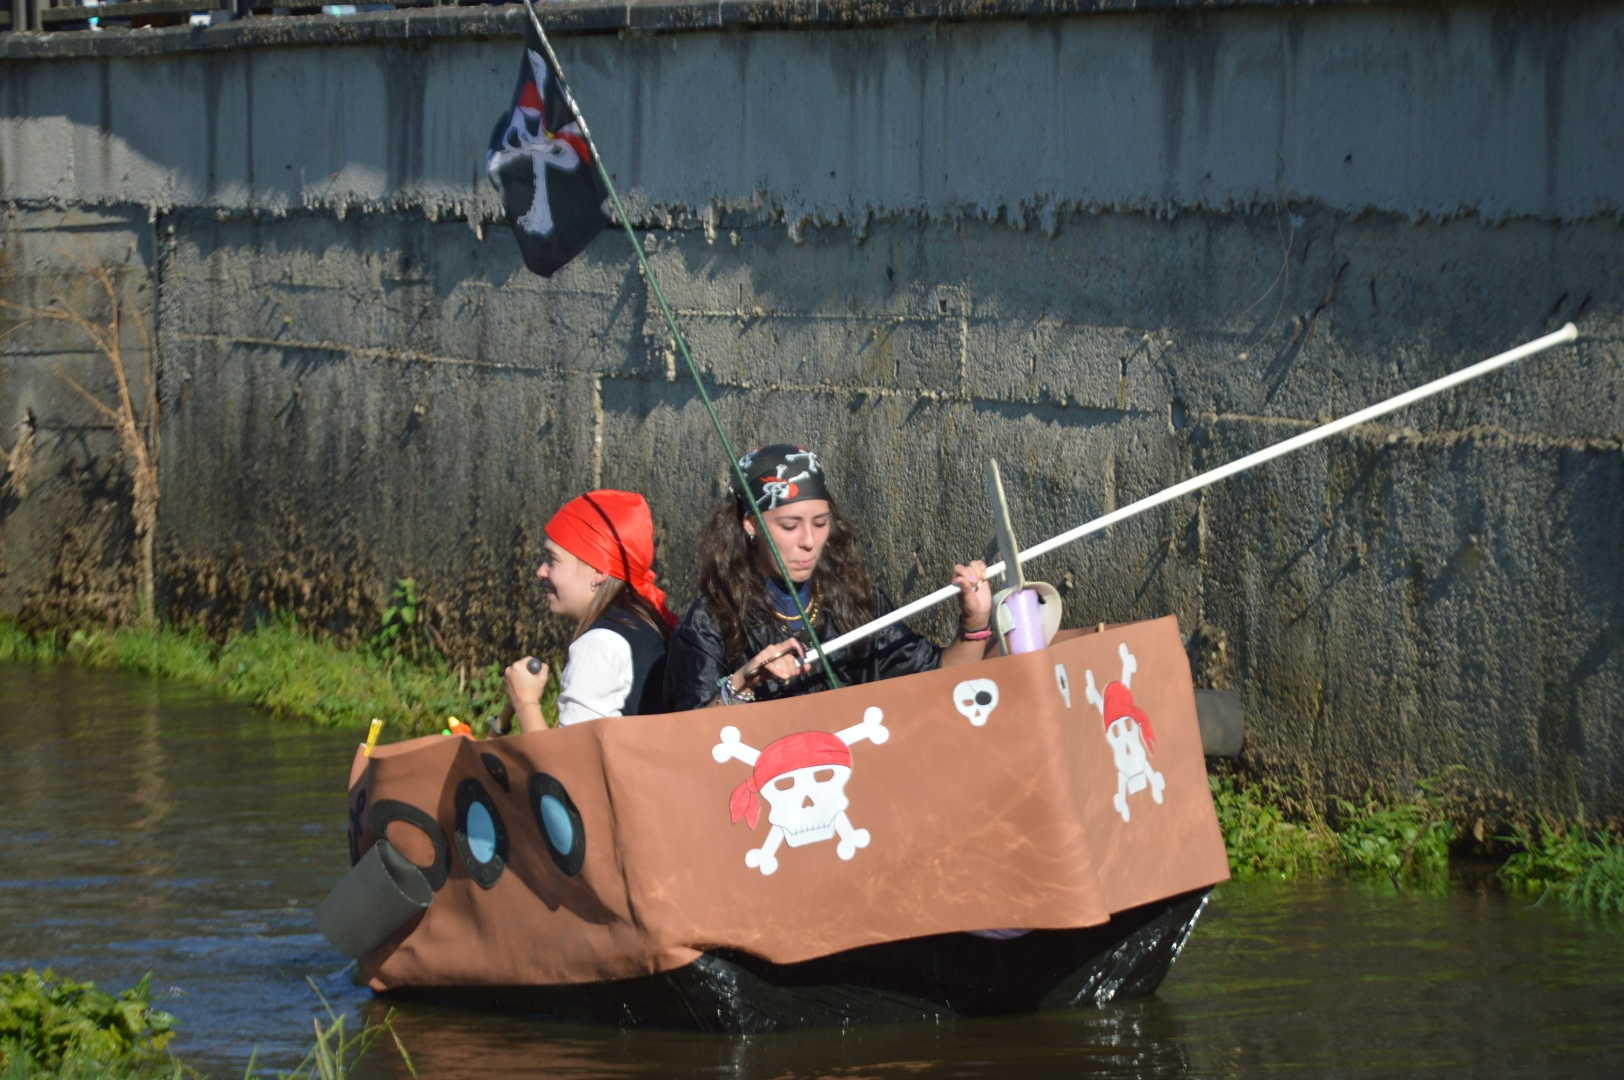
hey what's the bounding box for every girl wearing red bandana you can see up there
[504,490,676,731]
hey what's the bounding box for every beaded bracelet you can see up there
[717,675,757,705]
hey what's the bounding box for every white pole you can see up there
[807,324,1579,663]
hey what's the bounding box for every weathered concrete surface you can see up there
[4,5,1621,222]
[2,3,1622,822]
[0,207,156,628]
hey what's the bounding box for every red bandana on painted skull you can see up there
[729,731,853,829]
[1102,681,1157,755]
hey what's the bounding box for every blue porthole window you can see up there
[529,772,585,877]
[467,802,499,863]
[453,779,509,889]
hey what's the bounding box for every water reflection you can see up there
[0,662,367,1071]
[2,661,1622,1078]
[355,997,1196,1079]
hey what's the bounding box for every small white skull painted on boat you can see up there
[1105,717,1151,781]
[952,679,999,726]
[760,764,851,847]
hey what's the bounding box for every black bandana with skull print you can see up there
[734,444,831,514]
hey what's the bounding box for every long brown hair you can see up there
[696,496,875,663]
[573,577,672,643]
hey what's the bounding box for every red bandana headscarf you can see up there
[729,731,852,829]
[545,490,677,627]
[1102,681,1157,755]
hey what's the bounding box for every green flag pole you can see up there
[516,0,841,691]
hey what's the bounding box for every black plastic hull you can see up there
[384,887,1211,1033]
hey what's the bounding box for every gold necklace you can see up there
[772,586,819,627]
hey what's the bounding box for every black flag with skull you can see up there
[486,19,609,278]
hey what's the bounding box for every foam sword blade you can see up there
[805,323,1580,664]
[987,459,1026,594]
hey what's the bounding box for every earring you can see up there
[591,579,601,591]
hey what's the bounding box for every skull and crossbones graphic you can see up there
[760,465,812,509]
[712,707,887,876]
[485,50,591,239]
[1085,643,1166,822]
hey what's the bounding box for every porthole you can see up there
[369,799,450,891]
[454,779,509,890]
[529,772,585,877]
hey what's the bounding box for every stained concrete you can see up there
[1,3,1621,821]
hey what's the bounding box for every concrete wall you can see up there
[2,2,1621,821]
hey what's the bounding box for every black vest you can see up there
[587,611,669,717]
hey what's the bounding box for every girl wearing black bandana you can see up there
[664,444,994,710]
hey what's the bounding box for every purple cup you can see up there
[1001,588,1046,654]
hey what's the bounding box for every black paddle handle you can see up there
[492,657,545,735]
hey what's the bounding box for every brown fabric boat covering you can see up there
[349,616,1229,990]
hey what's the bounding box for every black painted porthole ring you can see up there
[453,778,509,890]
[347,787,369,867]
[369,798,451,891]
[529,772,586,878]
[480,753,511,793]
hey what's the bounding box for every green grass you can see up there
[1209,775,1341,881]
[1336,778,1456,890]
[0,971,414,1080]
[0,970,173,1076]
[1498,812,1624,916]
[1211,774,1455,890]
[0,617,560,740]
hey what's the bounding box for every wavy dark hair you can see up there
[696,496,875,664]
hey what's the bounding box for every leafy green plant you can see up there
[1499,811,1624,915]
[0,970,420,1080]
[370,579,432,663]
[1568,848,1624,915]
[0,1043,186,1080]
[1208,775,1341,881]
[1337,775,1456,889]
[0,969,174,1073]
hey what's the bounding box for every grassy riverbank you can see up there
[1211,773,1624,914]
[0,618,558,738]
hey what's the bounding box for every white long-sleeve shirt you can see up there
[555,628,637,726]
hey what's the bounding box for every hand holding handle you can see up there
[493,656,546,735]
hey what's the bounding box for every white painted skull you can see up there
[1105,716,1151,789]
[760,764,852,847]
[953,679,1000,726]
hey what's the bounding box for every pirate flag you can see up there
[486,21,609,278]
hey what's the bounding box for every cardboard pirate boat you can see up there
[319,616,1230,1032]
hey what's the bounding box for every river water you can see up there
[2,661,1621,1078]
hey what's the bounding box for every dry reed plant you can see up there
[0,256,160,625]
[2,409,36,499]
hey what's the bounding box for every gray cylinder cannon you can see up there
[316,838,433,959]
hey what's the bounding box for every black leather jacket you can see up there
[663,589,942,712]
